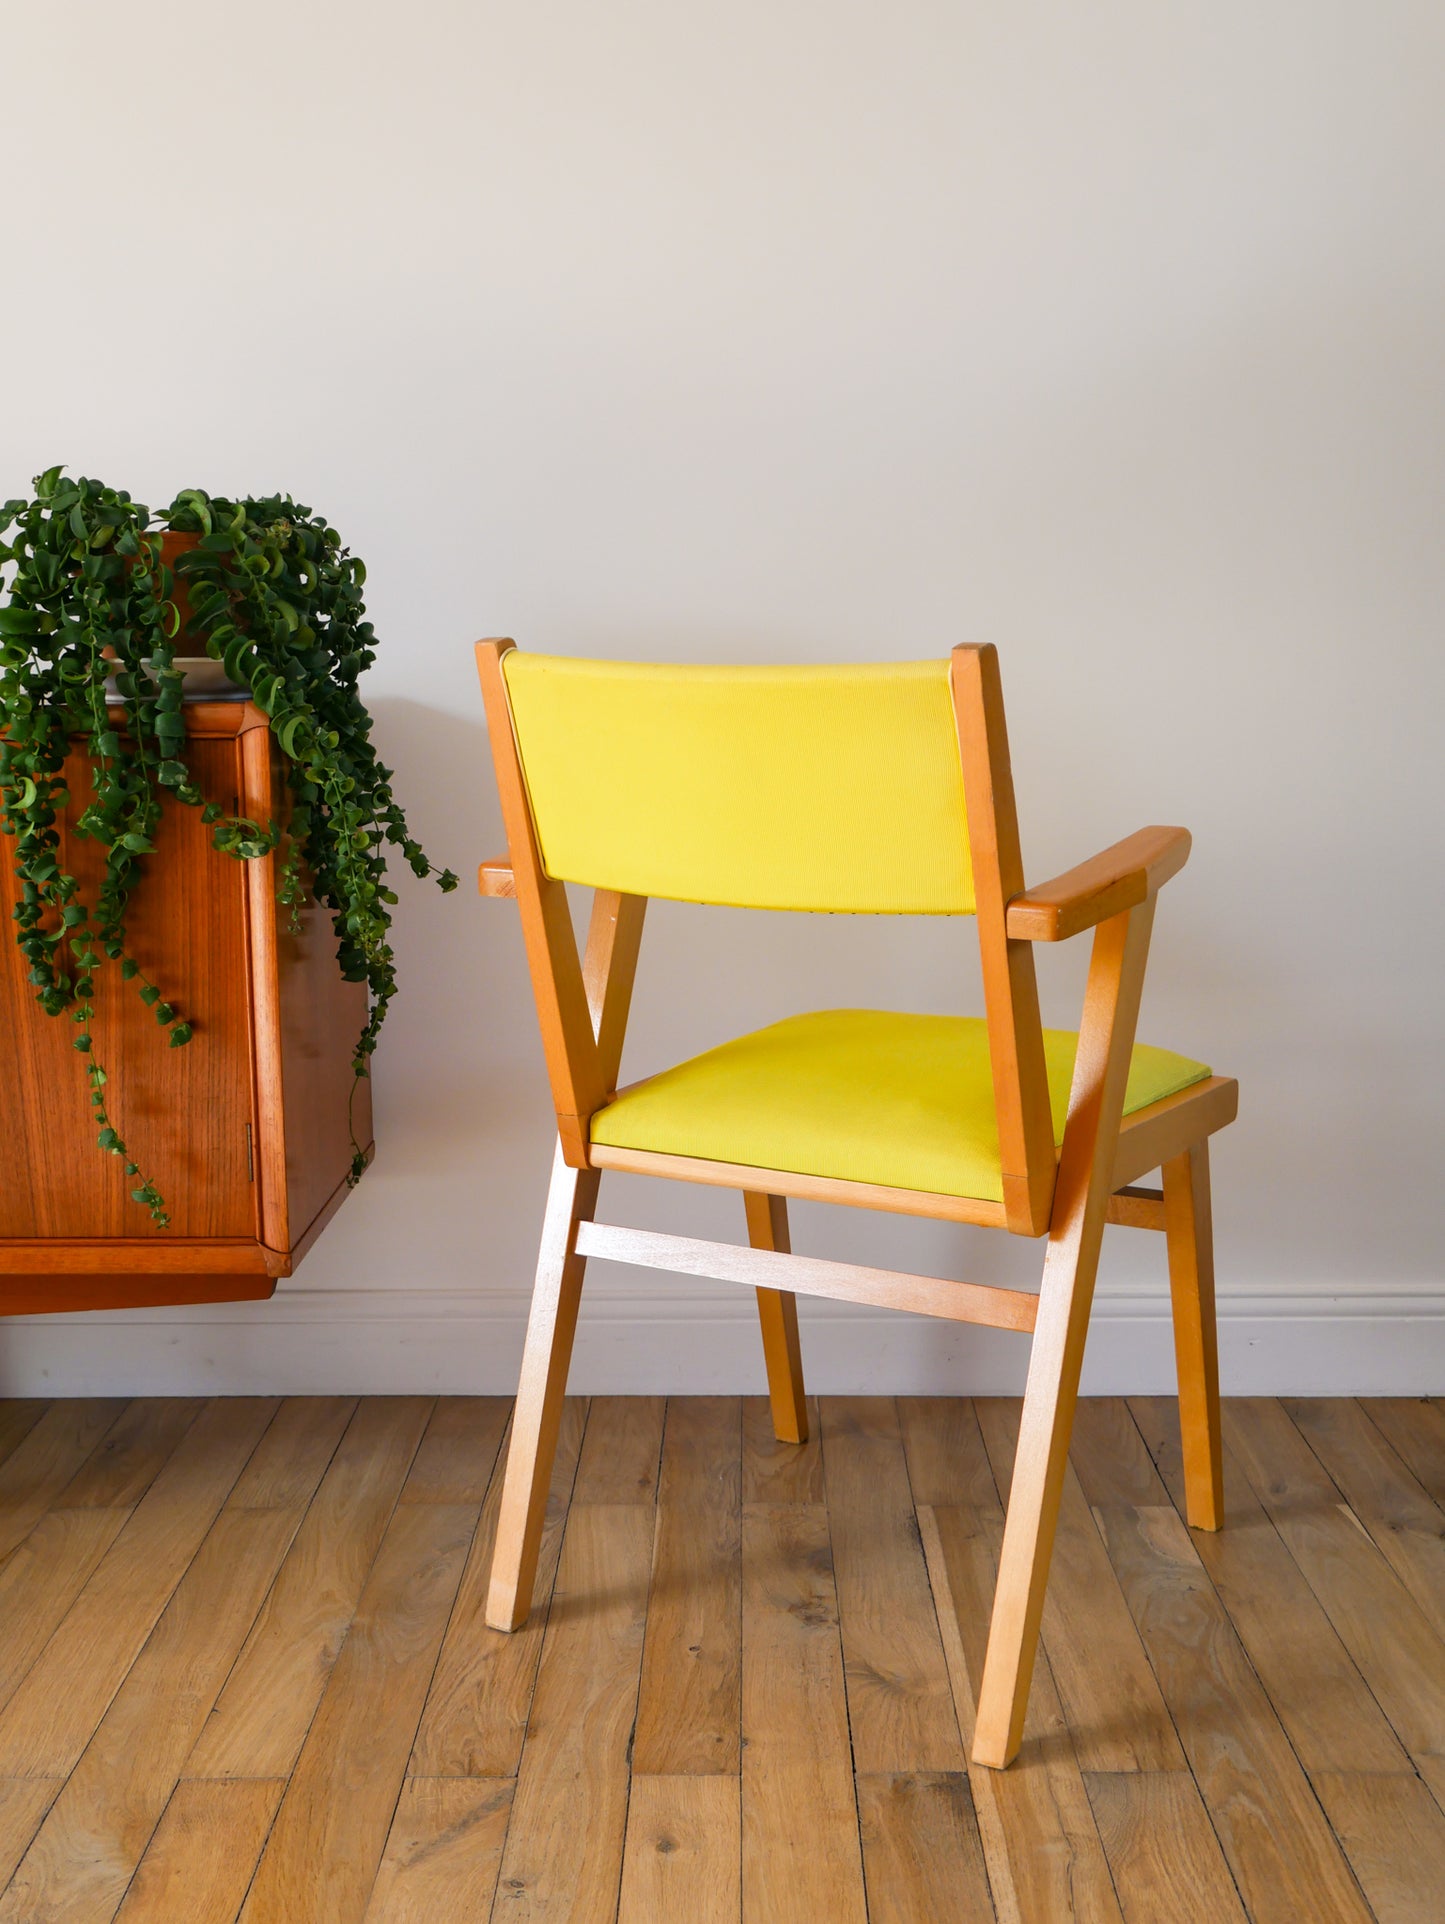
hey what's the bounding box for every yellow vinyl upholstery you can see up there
[590,1009,1210,1203]
[501,653,973,913]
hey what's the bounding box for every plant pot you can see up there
[106,528,246,700]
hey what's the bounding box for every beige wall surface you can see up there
[2,3,1441,1393]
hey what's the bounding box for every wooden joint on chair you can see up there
[1106,1184,1167,1230]
[479,856,516,898]
[574,1220,1039,1332]
[1005,825,1192,942]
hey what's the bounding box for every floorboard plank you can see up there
[1084,1771,1246,1923]
[1359,1398,1445,1508]
[572,1396,666,1505]
[856,1771,993,1924]
[1131,1394,1414,1775]
[113,1779,285,1924]
[396,1397,510,1507]
[0,1398,279,1781]
[741,1503,868,1924]
[491,1503,654,1923]
[1284,1396,1445,1644]
[0,1508,300,1924]
[976,1398,1186,1774]
[409,1397,586,1778]
[0,1781,60,1893]
[618,1775,740,1924]
[363,1779,513,1923]
[53,1398,205,1513]
[0,1404,50,1475]
[1312,1769,1445,1924]
[899,1396,1123,1923]
[1224,1397,1445,1809]
[634,1398,742,1775]
[820,1397,963,1774]
[741,1396,823,1505]
[0,1402,343,1924]
[0,1399,132,1560]
[239,1501,476,1924]
[919,1503,1123,1923]
[1069,1398,1374,1923]
[0,1393,1435,1924]
[186,1396,434,1781]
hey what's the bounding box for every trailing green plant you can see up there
[0,467,457,1223]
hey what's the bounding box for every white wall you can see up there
[2,2,1441,1395]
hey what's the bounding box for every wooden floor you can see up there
[0,1395,1441,1921]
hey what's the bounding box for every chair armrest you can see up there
[1005,825,1191,941]
[479,856,516,899]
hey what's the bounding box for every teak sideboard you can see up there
[0,700,371,1314]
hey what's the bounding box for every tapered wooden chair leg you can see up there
[744,1191,808,1444]
[486,1142,601,1632]
[971,1192,1108,1768]
[1164,1141,1224,1531]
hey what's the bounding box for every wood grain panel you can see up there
[1360,1396,1445,1507]
[186,1396,433,1780]
[975,1397,1187,1772]
[820,1397,963,1774]
[239,1502,475,1924]
[1130,1394,1412,1773]
[1284,1395,1445,1643]
[1085,1771,1246,1922]
[741,1395,823,1505]
[0,1398,130,1556]
[0,1404,46,1472]
[0,1397,278,1779]
[1312,1769,1445,1924]
[741,1504,867,1924]
[634,1398,741,1775]
[0,1505,301,1923]
[113,1779,285,1924]
[918,1503,1124,1922]
[1069,1399,1373,1923]
[0,734,257,1241]
[410,1397,586,1778]
[618,1775,740,1924]
[363,1779,513,1923]
[856,1772,993,1924]
[571,1395,666,1505]
[397,1396,509,1507]
[0,1782,59,1893]
[0,1395,1436,1921]
[491,1504,653,1922]
[1223,1397,1445,1807]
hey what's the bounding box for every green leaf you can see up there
[138,984,160,1006]
[169,1022,193,1047]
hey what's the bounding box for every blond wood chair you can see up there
[474,639,1237,1769]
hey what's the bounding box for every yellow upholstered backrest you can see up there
[501,653,973,914]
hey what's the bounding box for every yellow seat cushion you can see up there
[590,1009,1210,1203]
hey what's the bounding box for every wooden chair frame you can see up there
[475,637,1238,1769]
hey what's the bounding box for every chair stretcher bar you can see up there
[574,1220,1040,1332]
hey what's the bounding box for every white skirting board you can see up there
[0,1279,1439,1399]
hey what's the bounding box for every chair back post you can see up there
[476,639,606,1164]
[951,645,1056,1235]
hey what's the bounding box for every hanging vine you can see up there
[0,468,457,1223]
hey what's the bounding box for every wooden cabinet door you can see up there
[0,733,258,1240]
